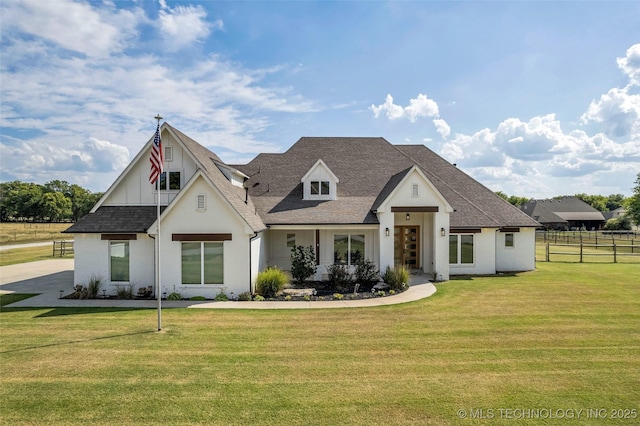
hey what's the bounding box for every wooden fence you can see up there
[52,241,74,257]
[544,241,640,263]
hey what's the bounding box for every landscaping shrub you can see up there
[290,245,317,284]
[215,292,229,302]
[167,292,182,301]
[115,285,134,299]
[383,265,410,291]
[87,275,102,299]
[253,295,265,301]
[189,296,206,301]
[327,264,353,292]
[237,291,252,301]
[256,267,289,298]
[354,259,379,291]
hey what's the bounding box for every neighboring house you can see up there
[520,197,606,231]
[603,207,626,221]
[65,123,540,299]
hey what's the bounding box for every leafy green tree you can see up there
[68,184,102,221]
[1,181,44,220]
[43,180,71,195]
[290,245,317,284]
[495,191,530,207]
[39,192,72,222]
[575,193,608,212]
[606,194,626,211]
[625,173,640,226]
[603,216,632,231]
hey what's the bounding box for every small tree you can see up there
[354,258,380,291]
[603,216,632,231]
[290,245,317,284]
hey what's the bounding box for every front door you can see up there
[394,226,420,268]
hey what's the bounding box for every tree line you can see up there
[0,180,103,222]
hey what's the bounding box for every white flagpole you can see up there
[154,114,163,331]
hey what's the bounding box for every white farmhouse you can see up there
[65,123,540,298]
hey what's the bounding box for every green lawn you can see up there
[1,262,639,425]
[0,245,73,267]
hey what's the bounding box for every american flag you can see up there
[149,123,163,184]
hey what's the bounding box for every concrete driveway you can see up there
[0,259,75,298]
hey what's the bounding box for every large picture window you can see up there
[449,234,474,265]
[110,241,130,282]
[334,234,365,265]
[182,242,224,285]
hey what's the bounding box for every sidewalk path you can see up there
[0,259,436,309]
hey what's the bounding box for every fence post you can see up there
[614,242,617,263]
[580,242,583,263]
[546,243,550,262]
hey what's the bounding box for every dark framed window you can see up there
[334,234,365,265]
[156,171,181,190]
[505,233,514,248]
[110,241,130,282]
[449,234,474,265]
[310,181,330,195]
[181,242,224,285]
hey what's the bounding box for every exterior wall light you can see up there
[385,227,390,237]
[406,213,410,221]
[441,227,446,237]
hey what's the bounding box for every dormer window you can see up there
[301,159,338,201]
[311,181,330,195]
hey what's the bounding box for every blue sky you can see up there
[1,0,639,198]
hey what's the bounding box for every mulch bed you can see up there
[264,281,406,301]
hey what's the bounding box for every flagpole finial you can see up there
[154,114,163,123]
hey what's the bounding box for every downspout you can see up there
[249,231,259,295]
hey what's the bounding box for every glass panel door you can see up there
[394,226,420,268]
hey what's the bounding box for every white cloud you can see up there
[370,93,439,122]
[580,87,640,139]
[433,118,451,139]
[0,137,129,185]
[0,0,142,58]
[158,0,218,51]
[617,43,640,87]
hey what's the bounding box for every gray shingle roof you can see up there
[521,197,606,224]
[64,206,166,233]
[235,137,540,228]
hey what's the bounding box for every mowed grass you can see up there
[1,262,639,425]
[0,245,73,267]
[0,222,72,245]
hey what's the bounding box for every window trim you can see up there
[333,233,365,266]
[109,240,130,283]
[310,180,330,196]
[505,232,515,248]
[181,241,224,285]
[449,233,475,265]
[155,171,182,191]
